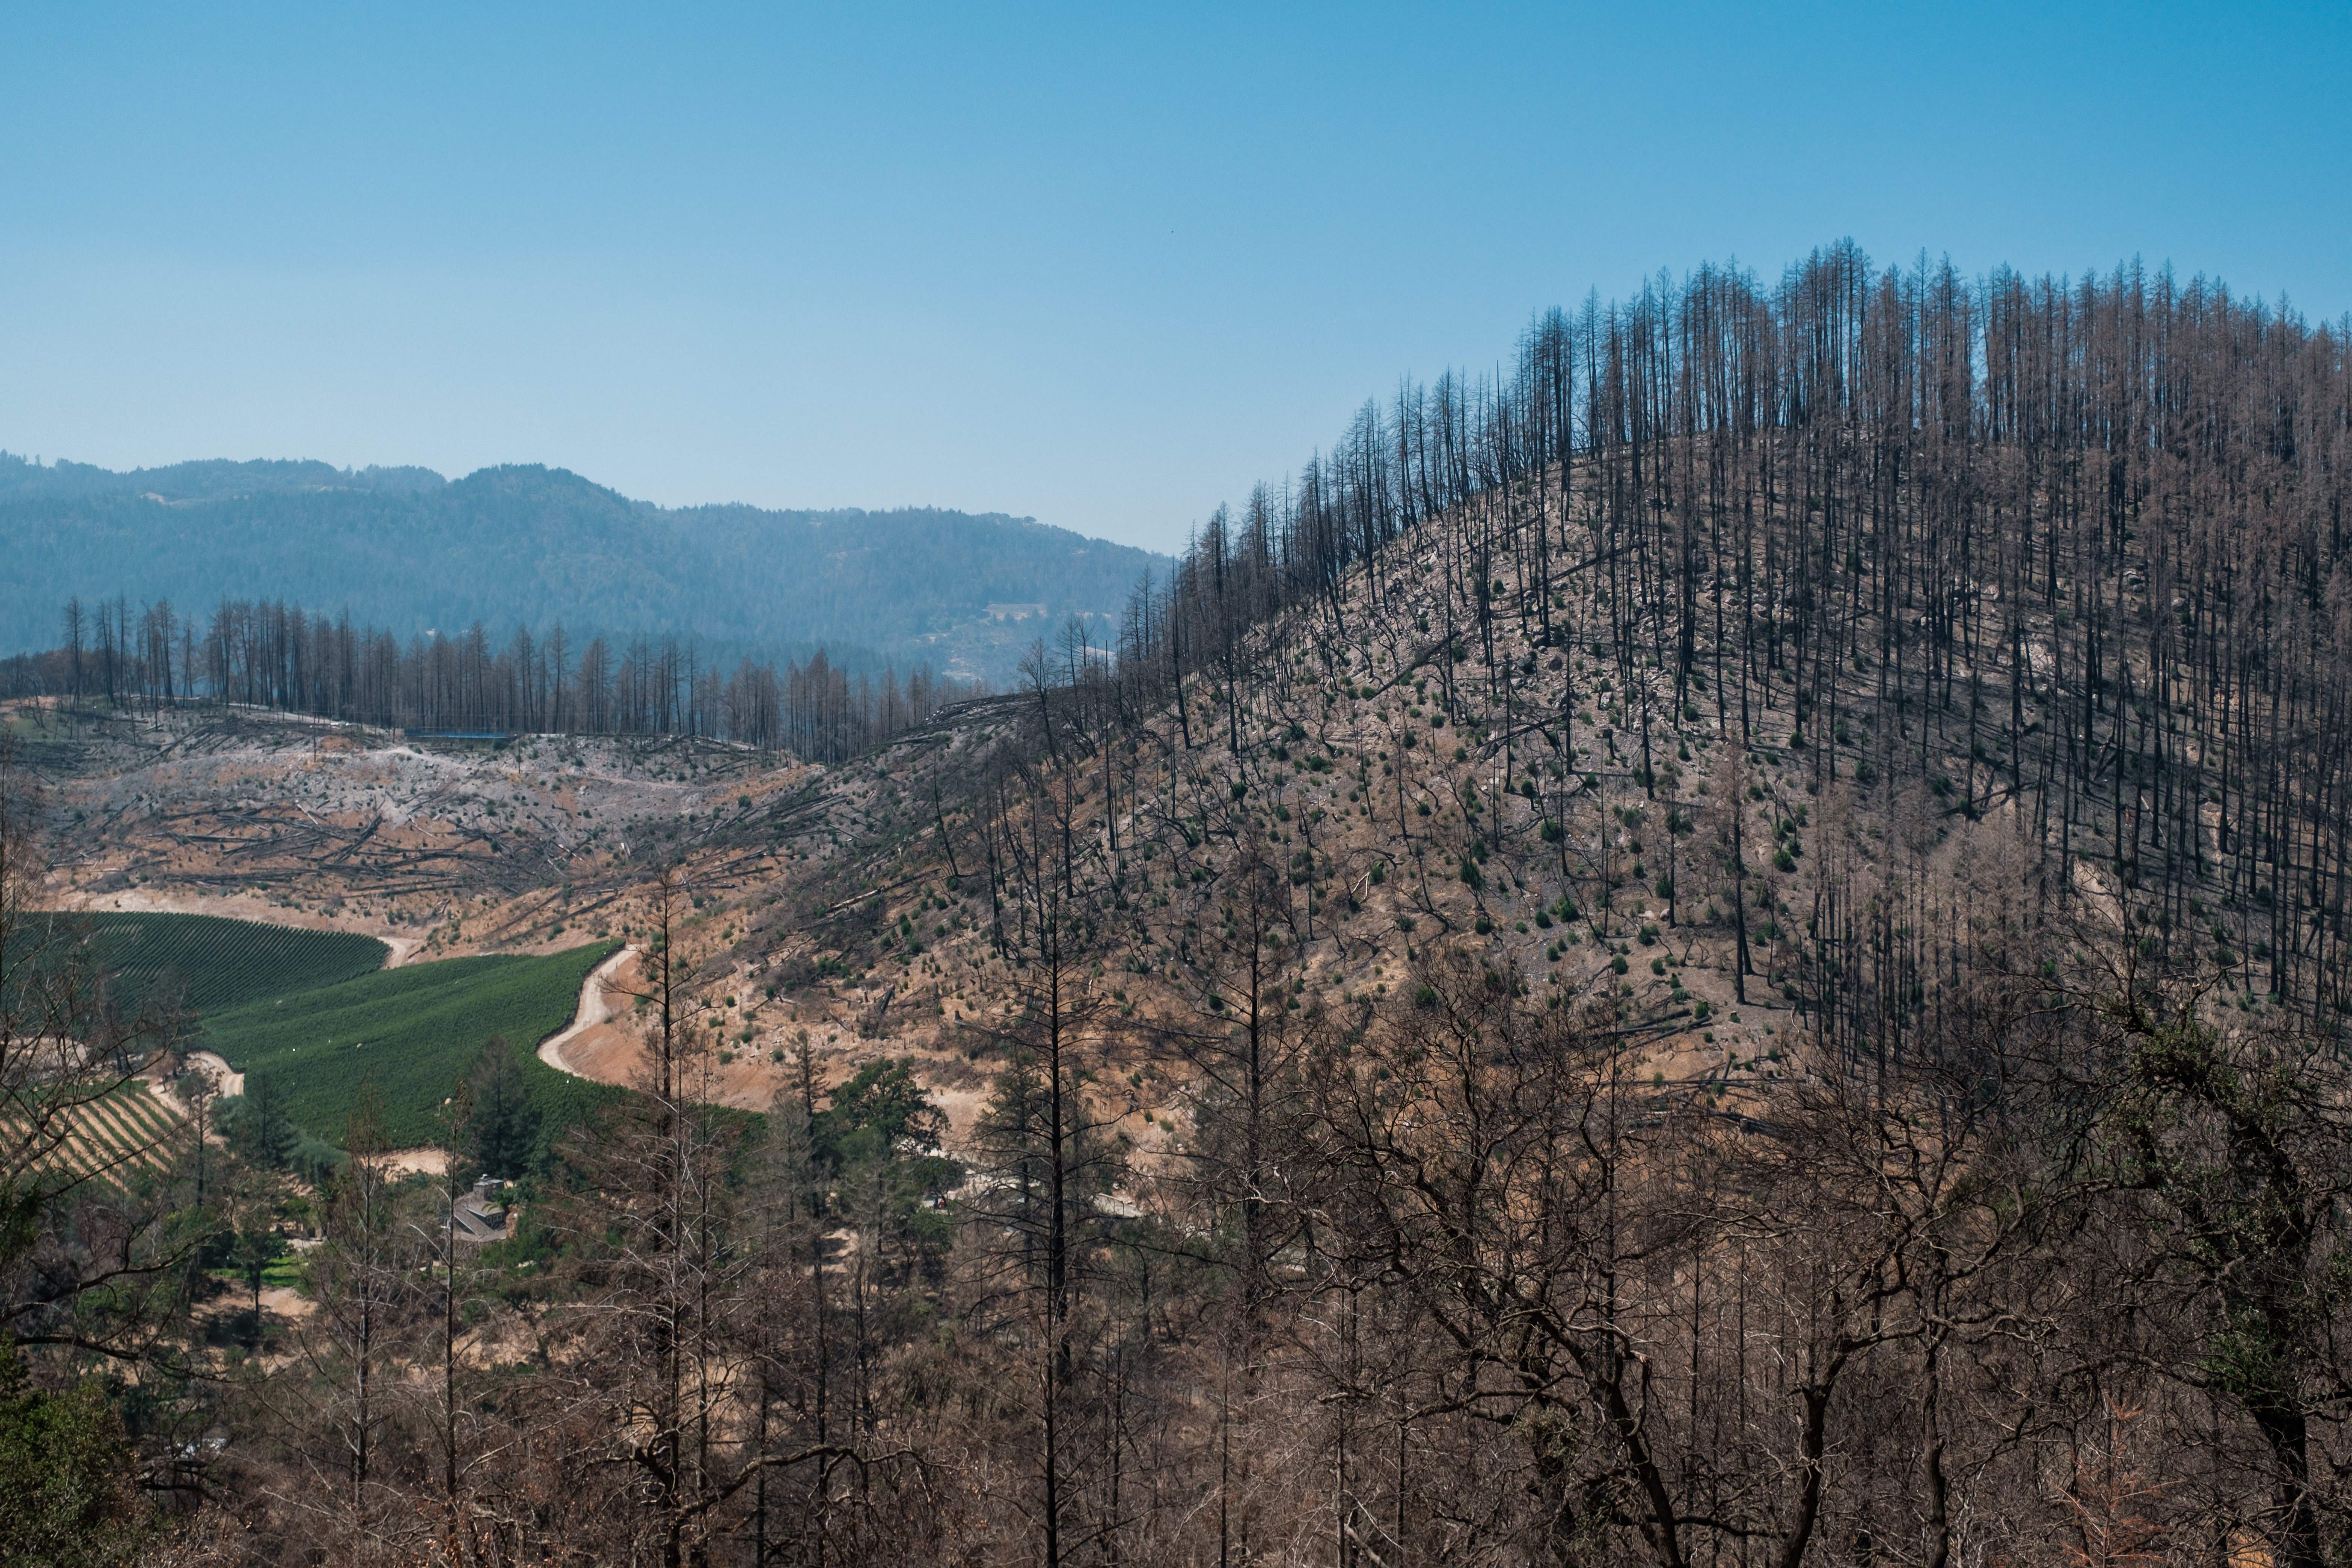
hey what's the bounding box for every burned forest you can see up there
[10,243,2352,1568]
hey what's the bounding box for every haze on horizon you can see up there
[3,0,2347,555]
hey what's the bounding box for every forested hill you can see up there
[0,455,1170,683]
[26,247,2352,1565]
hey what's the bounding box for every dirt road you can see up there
[537,945,638,1077]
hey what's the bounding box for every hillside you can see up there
[18,250,2352,1568]
[549,258,2352,1170]
[0,455,1171,684]
[14,707,813,945]
[27,257,2351,1133]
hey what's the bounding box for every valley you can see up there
[8,250,2352,1567]
[7,0,2339,1549]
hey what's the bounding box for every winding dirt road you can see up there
[536,945,639,1077]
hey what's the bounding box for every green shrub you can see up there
[0,1345,156,1566]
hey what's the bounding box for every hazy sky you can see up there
[3,2,2345,553]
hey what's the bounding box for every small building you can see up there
[449,1175,512,1243]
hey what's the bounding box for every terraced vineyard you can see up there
[3,1083,187,1193]
[85,913,389,1015]
[201,941,622,1150]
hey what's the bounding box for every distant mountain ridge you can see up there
[0,455,450,502]
[0,453,1171,683]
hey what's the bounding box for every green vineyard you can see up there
[201,941,622,1151]
[82,913,389,1016]
[3,1082,187,1193]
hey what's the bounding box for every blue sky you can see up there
[2,2,2345,553]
